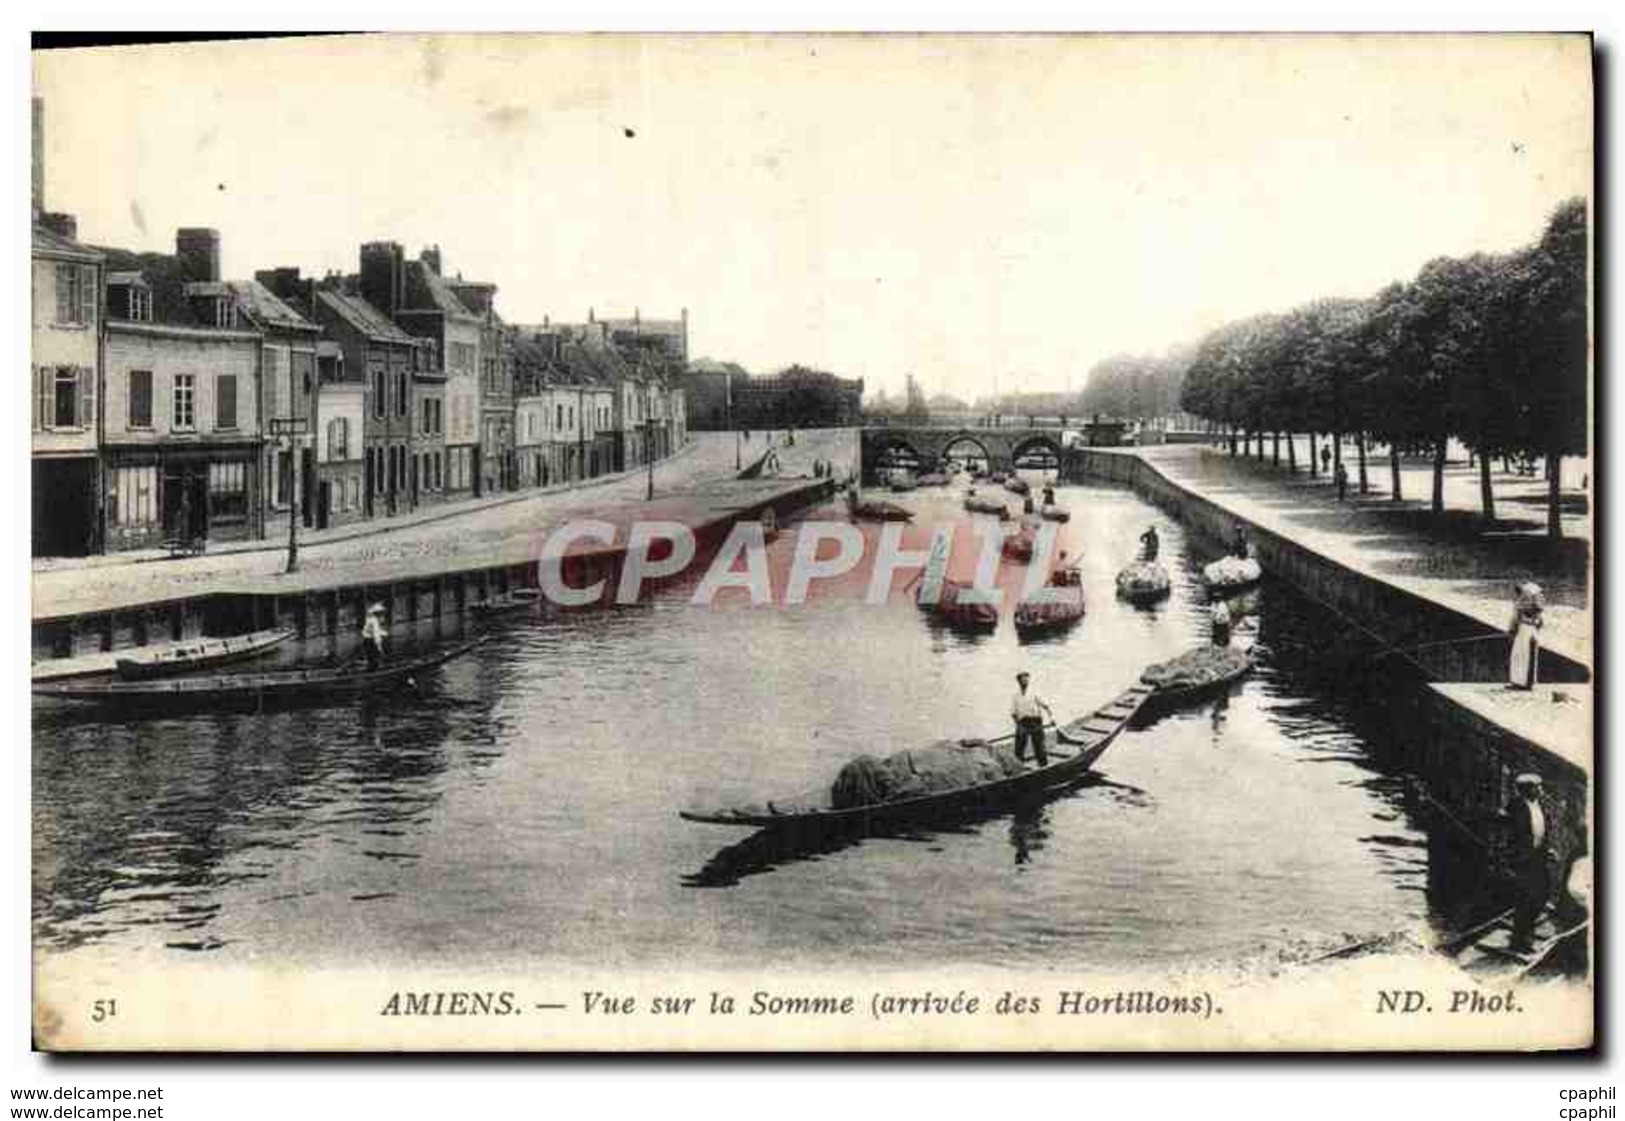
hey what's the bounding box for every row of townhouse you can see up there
[30,222,690,557]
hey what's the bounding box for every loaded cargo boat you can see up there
[680,681,1154,831]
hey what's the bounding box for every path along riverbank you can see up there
[1069,443,1591,862]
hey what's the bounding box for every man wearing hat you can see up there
[361,603,389,672]
[1011,672,1054,767]
[1506,772,1554,953]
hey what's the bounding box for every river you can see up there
[32,467,1467,975]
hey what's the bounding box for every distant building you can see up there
[686,365,863,431]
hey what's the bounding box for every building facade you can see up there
[31,217,104,557]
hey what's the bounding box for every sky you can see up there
[31,33,1591,401]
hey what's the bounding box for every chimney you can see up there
[40,212,77,241]
[176,228,221,283]
[31,97,43,221]
[421,244,441,275]
[588,307,595,324]
[255,267,312,313]
[360,241,405,317]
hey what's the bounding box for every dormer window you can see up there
[214,298,236,329]
[128,286,152,322]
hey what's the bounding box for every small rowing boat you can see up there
[680,681,1155,830]
[34,638,485,710]
[1003,475,1032,496]
[1139,644,1255,710]
[113,627,293,680]
[470,588,545,617]
[845,490,913,522]
[963,495,1010,519]
[1014,566,1085,637]
[916,578,999,631]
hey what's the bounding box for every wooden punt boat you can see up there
[680,681,1155,830]
[1039,504,1071,523]
[470,588,545,617]
[34,638,484,708]
[113,627,293,680]
[1014,567,1085,637]
[844,491,913,522]
[963,495,1011,519]
[916,578,999,632]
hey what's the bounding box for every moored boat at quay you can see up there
[111,627,293,680]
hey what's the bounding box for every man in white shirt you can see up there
[361,603,389,672]
[1011,672,1054,767]
[1507,773,1553,953]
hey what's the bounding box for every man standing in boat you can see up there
[1011,672,1053,767]
[1140,524,1160,561]
[362,603,389,671]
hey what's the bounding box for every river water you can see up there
[33,471,1461,974]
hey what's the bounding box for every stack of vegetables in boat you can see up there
[1140,644,1255,708]
[963,493,1011,519]
[1115,560,1171,603]
[1039,503,1072,523]
[1014,564,1085,637]
[1203,553,1262,593]
[1003,475,1032,496]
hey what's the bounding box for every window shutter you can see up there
[78,366,94,429]
[80,267,96,325]
[35,366,50,430]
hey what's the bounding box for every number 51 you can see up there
[90,999,117,1023]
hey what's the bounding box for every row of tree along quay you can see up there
[1177,198,1587,539]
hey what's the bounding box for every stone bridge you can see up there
[859,426,1071,483]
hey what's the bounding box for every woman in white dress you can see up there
[1507,582,1544,690]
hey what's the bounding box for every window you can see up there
[53,368,79,428]
[209,461,248,523]
[557,404,564,430]
[397,372,408,417]
[216,374,238,430]
[128,370,153,429]
[129,287,152,322]
[54,264,93,326]
[373,370,386,419]
[173,374,196,430]
[111,465,157,527]
[434,399,443,434]
[262,348,283,417]
[328,417,349,461]
[214,298,237,329]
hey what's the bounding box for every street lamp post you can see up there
[644,418,657,501]
[269,416,309,574]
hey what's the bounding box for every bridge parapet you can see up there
[859,426,1070,484]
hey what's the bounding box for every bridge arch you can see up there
[938,432,994,471]
[1009,433,1064,469]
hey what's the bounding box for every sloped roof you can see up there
[33,224,103,262]
[106,270,149,288]
[317,288,415,344]
[95,247,203,326]
[406,260,476,318]
[226,279,317,332]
